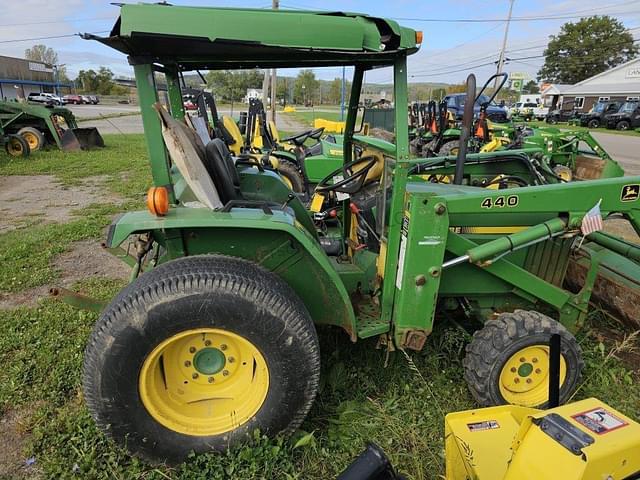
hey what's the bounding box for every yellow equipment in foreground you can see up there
[445,398,640,480]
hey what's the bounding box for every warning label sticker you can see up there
[572,408,628,435]
[467,420,500,432]
[395,213,410,290]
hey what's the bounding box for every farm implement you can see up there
[0,99,104,152]
[65,2,640,469]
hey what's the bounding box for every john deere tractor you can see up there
[68,3,640,465]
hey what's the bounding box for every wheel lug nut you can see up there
[184,360,191,367]
[222,370,229,376]
[535,368,541,374]
[208,377,214,383]
[519,357,526,362]
[189,346,196,353]
[220,344,227,351]
[532,358,538,363]
[228,357,235,363]
[510,367,516,372]
[526,378,532,384]
[204,339,211,346]
[514,378,520,383]
[192,372,199,379]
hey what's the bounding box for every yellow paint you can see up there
[376,241,387,278]
[446,398,640,480]
[268,120,280,143]
[499,345,567,407]
[283,106,296,113]
[309,193,325,212]
[314,118,345,133]
[221,115,243,155]
[21,131,39,150]
[139,328,269,436]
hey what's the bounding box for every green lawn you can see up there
[0,135,639,479]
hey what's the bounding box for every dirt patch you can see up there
[0,175,120,234]
[0,238,130,310]
[0,405,42,479]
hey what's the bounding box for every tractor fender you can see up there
[105,207,357,340]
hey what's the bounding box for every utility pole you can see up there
[270,0,279,123]
[495,0,515,91]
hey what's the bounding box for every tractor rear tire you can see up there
[18,127,45,151]
[438,140,460,157]
[277,159,305,193]
[83,255,320,462]
[4,134,30,157]
[463,310,583,408]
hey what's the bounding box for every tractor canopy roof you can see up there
[86,3,420,70]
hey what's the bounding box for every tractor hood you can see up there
[84,3,420,70]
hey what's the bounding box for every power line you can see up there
[393,9,640,23]
[0,31,110,44]
[0,16,113,28]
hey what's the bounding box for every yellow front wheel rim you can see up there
[22,132,39,150]
[499,345,566,407]
[7,139,24,156]
[139,328,269,436]
[281,174,293,189]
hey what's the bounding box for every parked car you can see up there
[81,95,92,104]
[63,94,85,105]
[87,95,99,105]
[545,108,580,124]
[580,100,622,128]
[605,100,640,130]
[443,93,509,123]
[183,94,197,111]
[27,92,62,106]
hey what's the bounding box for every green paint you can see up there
[518,363,533,377]
[194,348,225,375]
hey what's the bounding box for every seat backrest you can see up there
[221,115,244,155]
[203,139,243,204]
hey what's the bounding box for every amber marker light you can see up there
[147,186,169,216]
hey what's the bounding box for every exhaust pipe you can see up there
[454,74,476,185]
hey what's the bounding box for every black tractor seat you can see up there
[203,138,243,204]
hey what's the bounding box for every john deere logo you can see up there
[621,184,640,202]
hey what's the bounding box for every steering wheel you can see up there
[282,127,325,147]
[315,155,378,194]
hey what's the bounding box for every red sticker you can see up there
[571,408,628,435]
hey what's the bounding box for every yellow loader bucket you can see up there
[60,128,105,151]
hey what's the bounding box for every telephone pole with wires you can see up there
[495,0,515,90]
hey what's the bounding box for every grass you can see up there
[0,135,639,479]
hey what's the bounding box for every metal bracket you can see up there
[533,413,594,456]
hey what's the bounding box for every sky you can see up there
[1,0,640,86]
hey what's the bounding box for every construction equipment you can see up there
[0,99,104,152]
[71,4,640,464]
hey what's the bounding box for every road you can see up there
[70,104,306,135]
[591,132,640,175]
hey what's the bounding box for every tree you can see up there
[25,44,69,81]
[293,70,319,104]
[522,80,540,94]
[538,16,638,84]
[328,77,351,105]
[205,70,264,102]
[75,67,120,94]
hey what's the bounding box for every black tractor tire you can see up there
[616,120,631,131]
[18,127,46,151]
[587,119,600,129]
[438,140,460,157]
[277,159,305,193]
[83,255,320,462]
[463,310,583,408]
[4,134,30,157]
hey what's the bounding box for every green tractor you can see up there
[69,4,640,463]
[0,99,104,152]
